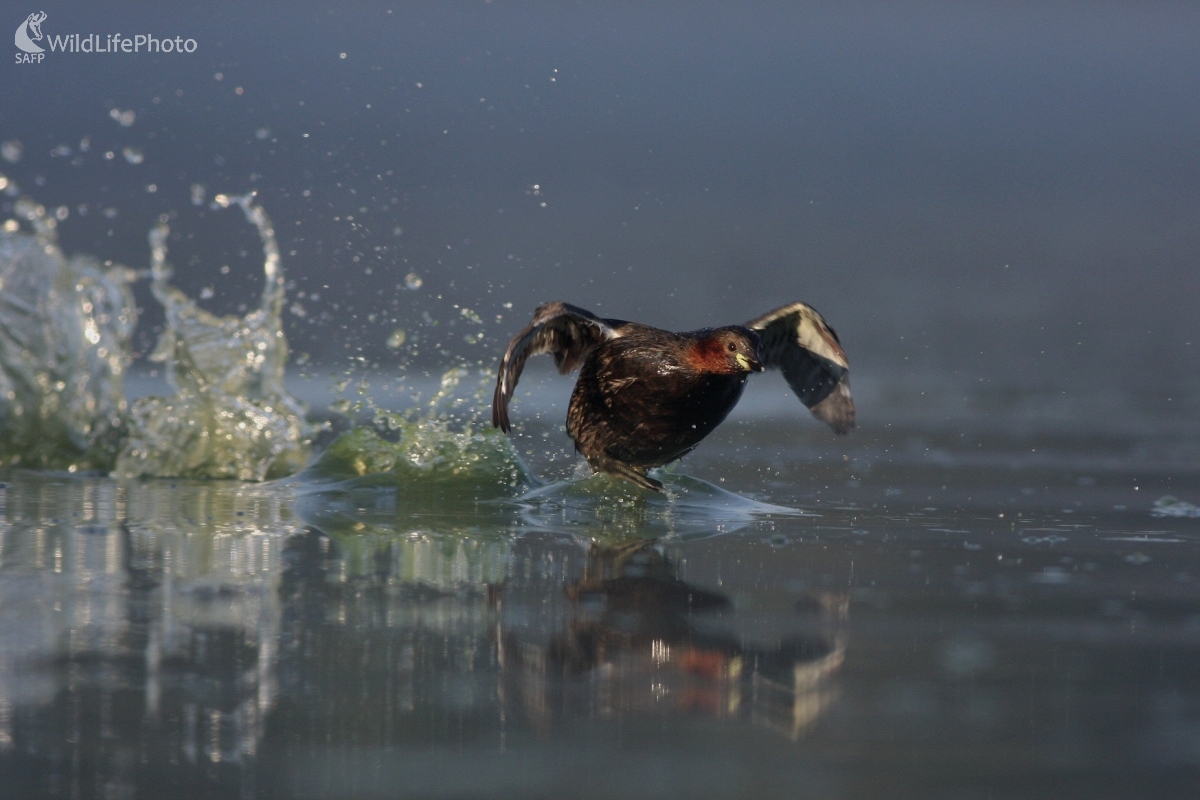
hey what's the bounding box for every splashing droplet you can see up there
[0,197,137,469]
[109,108,136,127]
[116,192,311,480]
[1,141,23,164]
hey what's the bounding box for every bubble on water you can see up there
[404,272,422,290]
[386,329,406,348]
[122,147,144,165]
[1,141,22,164]
[109,108,136,127]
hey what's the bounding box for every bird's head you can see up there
[690,326,763,374]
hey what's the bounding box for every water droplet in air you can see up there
[405,272,422,290]
[109,108,136,127]
[1,141,23,163]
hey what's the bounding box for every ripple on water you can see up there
[512,469,809,541]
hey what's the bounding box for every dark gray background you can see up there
[4,2,1198,425]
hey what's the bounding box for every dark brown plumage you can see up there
[492,301,855,490]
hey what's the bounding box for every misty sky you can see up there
[4,2,1199,417]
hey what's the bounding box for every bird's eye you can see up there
[727,342,737,352]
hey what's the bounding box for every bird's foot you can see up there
[595,458,663,492]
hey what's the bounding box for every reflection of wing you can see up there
[492,302,623,432]
[746,302,855,434]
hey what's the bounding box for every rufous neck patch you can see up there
[686,336,735,374]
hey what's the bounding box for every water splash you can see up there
[114,193,311,480]
[514,469,807,541]
[0,187,800,528]
[0,195,137,469]
[301,419,532,496]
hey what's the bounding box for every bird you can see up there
[492,301,855,491]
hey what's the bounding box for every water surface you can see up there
[1,418,1197,799]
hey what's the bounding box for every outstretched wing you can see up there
[746,302,855,434]
[492,301,622,432]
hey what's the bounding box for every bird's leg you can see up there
[591,455,663,492]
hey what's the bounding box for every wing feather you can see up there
[492,302,621,432]
[746,302,856,434]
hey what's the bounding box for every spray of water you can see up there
[0,189,794,530]
[0,194,137,469]
[115,193,312,480]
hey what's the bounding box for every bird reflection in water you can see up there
[493,538,846,741]
[0,476,849,799]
